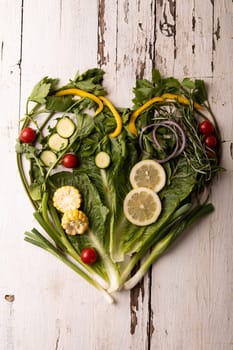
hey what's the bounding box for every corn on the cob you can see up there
[53,186,81,213]
[61,209,89,235]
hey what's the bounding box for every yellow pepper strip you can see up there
[128,93,203,136]
[161,93,202,109]
[99,96,123,138]
[128,97,164,136]
[55,88,103,116]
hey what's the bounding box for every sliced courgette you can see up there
[40,150,57,167]
[95,151,111,169]
[29,183,42,201]
[48,133,68,152]
[56,117,75,138]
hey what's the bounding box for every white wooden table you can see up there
[0,1,233,349]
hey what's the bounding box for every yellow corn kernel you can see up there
[53,186,81,213]
[61,209,89,235]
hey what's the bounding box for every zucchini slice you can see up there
[40,150,57,167]
[48,133,68,152]
[56,117,75,138]
[95,151,111,169]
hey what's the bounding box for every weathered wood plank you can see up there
[174,0,213,78]
[99,0,156,107]
[0,0,232,349]
[97,1,157,349]
[207,1,233,349]
[0,2,23,349]
[1,2,102,350]
[150,1,233,349]
[154,0,177,76]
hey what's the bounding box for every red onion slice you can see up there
[159,120,186,156]
[152,123,180,163]
[139,120,186,163]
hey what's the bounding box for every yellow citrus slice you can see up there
[123,187,162,226]
[129,159,166,193]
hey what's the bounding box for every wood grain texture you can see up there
[0,1,232,349]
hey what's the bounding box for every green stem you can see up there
[120,204,192,283]
[24,229,114,303]
[16,153,38,210]
[24,101,42,128]
[34,211,65,250]
[124,203,214,290]
[47,204,110,285]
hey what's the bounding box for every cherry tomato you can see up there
[20,127,36,144]
[198,120,214,135]
[80,248,97,265]
[62,153,78,168]
[204,135,217,148]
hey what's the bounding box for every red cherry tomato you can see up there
[80,248,97,265]
[20,127,36,144]
[62,153,78,168]
[204,135,217,148]
[198,120,214,135]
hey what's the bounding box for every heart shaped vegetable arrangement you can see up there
[16,69,222,303]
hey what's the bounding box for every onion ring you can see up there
[139,120,186,163]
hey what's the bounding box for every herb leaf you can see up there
[46,95,74,111]
[71,68,106,95]
[29,77,58,104]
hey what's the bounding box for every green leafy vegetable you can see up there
[29,77,58,104]
[16,68,222,303]
[46,95,74,111]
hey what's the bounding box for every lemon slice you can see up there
[129,159,166,193]
[123,187,162,226]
